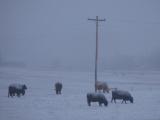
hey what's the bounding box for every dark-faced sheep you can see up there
[8,84,27,97]
[95,81,110,93]
[87,93,108,106]
[55,82,62,95]
[111,90,133,104]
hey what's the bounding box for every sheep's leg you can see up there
[88,102,91,106]
[99,102,102,106]
[87,99,91,106]
[17,93,20,97]
[56,90,58,94]
[111,98,113,103]
[122,100,124,104]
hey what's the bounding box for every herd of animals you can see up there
[8,81,134,107]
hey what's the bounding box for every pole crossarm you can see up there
[88,16,105,92]
[88,18,106,21]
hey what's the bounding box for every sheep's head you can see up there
[23,85,27,90]
[130,96,134,103]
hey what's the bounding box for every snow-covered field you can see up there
[0,67,160,120]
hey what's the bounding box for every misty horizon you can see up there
[0,0,160,71]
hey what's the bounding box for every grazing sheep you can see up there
[8,84,27,97]
[87,93,108,106]
[95,81,110,93]
[55,82,62,95]
[111,90,133,104]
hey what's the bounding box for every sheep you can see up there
[8,84,27,97]
[111,90,133,104]
[87,93,108,106]
[54,82,63,95]
[95,81,110,93]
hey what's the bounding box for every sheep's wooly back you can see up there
[115,90,131,96]
[88,93,105,98]
[10,84,23,89]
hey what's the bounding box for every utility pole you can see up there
[88,16,105,92]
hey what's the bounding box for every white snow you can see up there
[0,67,160,120]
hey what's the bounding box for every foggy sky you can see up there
[0,0,160,70]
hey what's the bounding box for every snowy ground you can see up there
[0,67,160,120]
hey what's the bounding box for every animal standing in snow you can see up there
[8,84,27,97]
[87,93,108,106]
[111,90,133,103]
[95,81,110,93]
[55,82,63,95]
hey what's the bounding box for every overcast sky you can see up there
[0,0,160,70]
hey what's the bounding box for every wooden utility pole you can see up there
[88,16,105,92]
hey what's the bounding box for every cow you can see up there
[111,90,133,104]
[8,84,27,97]
[54,82,63,95]
[95,81,110,93]
[87,93,108,106]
